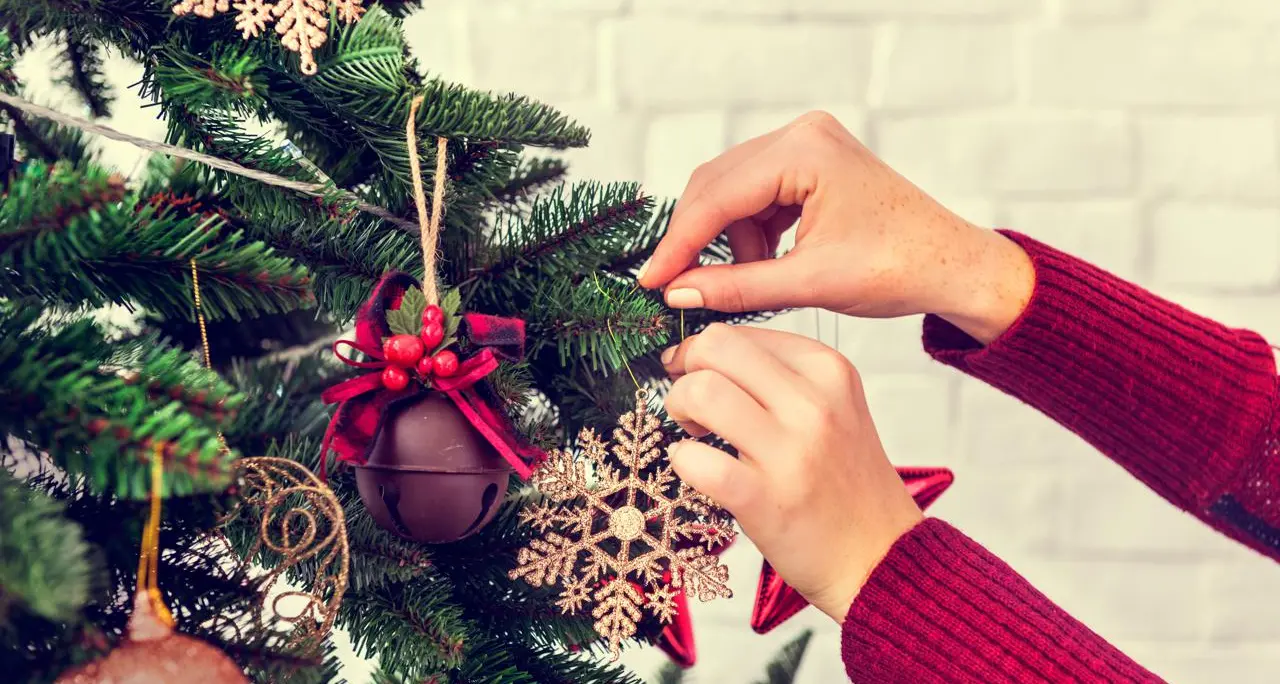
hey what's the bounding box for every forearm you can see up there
[843,519,1164,683]
[923,231,1280,558]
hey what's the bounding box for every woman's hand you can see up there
[662,323,922,622]
[637,111,1034,345]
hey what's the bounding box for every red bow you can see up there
[318,272,545,481]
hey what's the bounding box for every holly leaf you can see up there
[440,287,462,344]
[387,286,427,337]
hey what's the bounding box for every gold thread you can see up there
[190,258,230,454]
[222,457,351,655]
[590,273,643,392]
[190,258,212,369]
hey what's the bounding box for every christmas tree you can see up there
[0,2,792,682]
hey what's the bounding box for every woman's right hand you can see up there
[637,111,1035,345]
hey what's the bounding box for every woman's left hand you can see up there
[662,323,923,622]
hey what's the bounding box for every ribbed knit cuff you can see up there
[841,519,1163,684]
[923,230,1277,511]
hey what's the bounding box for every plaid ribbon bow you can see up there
[318,272,544,480]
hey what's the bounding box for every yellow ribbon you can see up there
[136,443,175,627]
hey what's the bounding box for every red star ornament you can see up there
[750,466,954,635]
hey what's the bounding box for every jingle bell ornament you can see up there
[356,393,512,543]
[320,273,545,544]
[321,115,544,544]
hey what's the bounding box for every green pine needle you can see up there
[753,629,815,684]
[0,306,241,499]
[56,31,113,119]
[0,469,96,624]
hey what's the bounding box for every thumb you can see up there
[663,256,815,313]
[667,440,763,521]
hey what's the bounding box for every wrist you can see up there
[812,508,925,624]
[934,228,1034,345]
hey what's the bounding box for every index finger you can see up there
[664,325,843,380]
[638,133,788,290]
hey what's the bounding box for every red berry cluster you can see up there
[380,305,461,391]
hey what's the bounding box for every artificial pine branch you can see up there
[491,157,568,206]
[0,160,124,252]
[753,629,814,684]
[110,335,244,423]
[501,639,647,684]
[524,274,670,374]
[151,46,267,118]
[256,71,365,184]
[57,32,113,118]
[482,361,536,412]
[0,468,96,626]
[221,355,336,454]
[0,307,239,499]
[309,9,589,150]
[235,211,420,322]
[537,367,648,444]
[472,182,652,293]
[340,581,470,678]
[0,161,313,321]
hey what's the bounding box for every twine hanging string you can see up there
[0,92,418,232]
[405,94,449,305]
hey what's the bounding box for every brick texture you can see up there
[612,19,874,108]
[27,1,1280,682]
[877,25,1016,108]
[876,115,1134,194]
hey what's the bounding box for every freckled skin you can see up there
[640,111,1038,624]
[640,110,1034,345]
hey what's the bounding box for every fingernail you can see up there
[666,288,704,309]
[660,345,677,365]
[636,259,651,282]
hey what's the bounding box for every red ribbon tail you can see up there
[318,414,340,483]
[445,388,535,480]
[322,372,387,404]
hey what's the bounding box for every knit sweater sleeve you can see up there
[841,231,1280,682]
[922,230,1280,559]
[841,519,1164,683]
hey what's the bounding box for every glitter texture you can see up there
[171,0,365,75]
[509,390,735,659]
[54,589,247,684]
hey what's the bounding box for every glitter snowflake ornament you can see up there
[172,0,365,75]
[509,390,735,659]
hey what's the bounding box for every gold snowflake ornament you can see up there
[171,0,365,75]
[509,390,736,659]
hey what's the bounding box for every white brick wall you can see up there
[20,1,1280,681]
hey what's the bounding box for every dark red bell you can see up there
[355,393,512,543]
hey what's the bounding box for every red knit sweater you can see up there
[840,231,1280,683]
